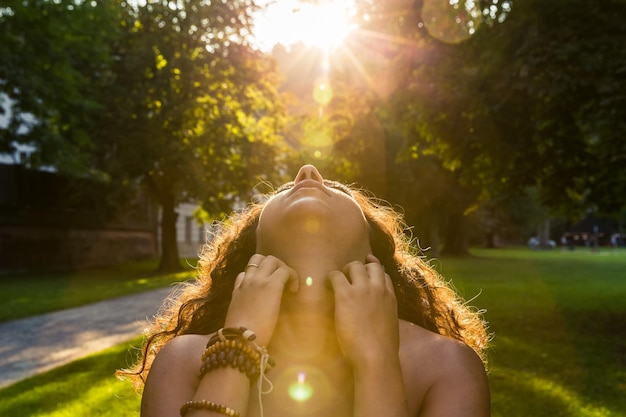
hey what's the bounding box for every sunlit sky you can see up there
[253,0,357,51]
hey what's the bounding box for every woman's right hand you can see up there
[327,255,399,367]
[223,254,299,346]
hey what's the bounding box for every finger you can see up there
[255,254,283,275]
[366,254,381,264]
[384,273,395,293]
[272,265,299,293]
[253,255,300,293]
[365,263,387,292]
[343,261,367,285]
[244,254,265,275]
[247,254,265,265]
[366,254,387,278]
[327,270,349,292]
[365,262,385,281]
[234,271,245,288]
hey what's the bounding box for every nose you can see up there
[294,165,324,184]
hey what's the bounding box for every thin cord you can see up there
[254,342,273,417]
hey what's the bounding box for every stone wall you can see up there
[0,164,159,273]
[0,225,157,273]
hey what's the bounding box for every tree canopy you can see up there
[0,0,124,171]
[1,0,291,271]
[2,0,625,263]
[307,0,626,253]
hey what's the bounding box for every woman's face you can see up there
[256,165,371,255]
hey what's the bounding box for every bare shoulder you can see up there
[149,333,208,375]
[141,334,209,417]
[159,333,208,357]
[399,321,490,417]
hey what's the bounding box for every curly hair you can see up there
[117,186,489,390]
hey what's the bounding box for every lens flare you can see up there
[288,371,313,402]
[300,129,333,163]
[313,80,333,106]
[422,0,481,44]
[305,276,313,287]
[304,217,321,234]
[254,0,357,52]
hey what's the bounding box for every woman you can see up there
[119,165,490,417]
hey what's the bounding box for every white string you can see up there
[253,342,273,417]
[208,328,273,417]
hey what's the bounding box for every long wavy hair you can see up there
[118,186,489,390]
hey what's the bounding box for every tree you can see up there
[332,0,626,254]
[0,0,124,172]
[90,0,290,271]
[1,0,291,272]
[475,0,626,216]
[314,0,508,254]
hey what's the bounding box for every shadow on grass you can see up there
[489,332,625,417]
[0,339,142,417]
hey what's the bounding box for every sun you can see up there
[254,0,357,51]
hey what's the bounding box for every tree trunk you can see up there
[158,191,182,273]
[441,211,470,256]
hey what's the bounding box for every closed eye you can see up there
[324,180,353,196]
[275,181,295,194]
[274,180,353,196]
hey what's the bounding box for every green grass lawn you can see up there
[436,247,626,417]
[0,258,197,322]
[0,248,624,416]
[0,338,143,417]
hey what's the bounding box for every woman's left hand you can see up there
[224,254,299,346]
[327,254,399,367]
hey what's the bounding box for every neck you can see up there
[259,231,369,358]
[269,309,341,361]
[260,225,369,296]
[261,234,371,306]
[273,238,343,315]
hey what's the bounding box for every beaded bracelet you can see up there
[199,327,275,417]
[201,328,275,380]
[180,400,240,417]
[202,339,259,362]
[199,340,265,380]
[206,326,257,348]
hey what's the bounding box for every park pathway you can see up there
[0,287,172,389]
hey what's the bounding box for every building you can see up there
[172,202,209,259]
[0,164,159,273]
